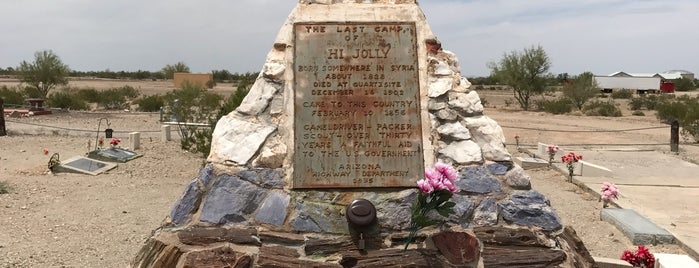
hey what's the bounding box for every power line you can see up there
[500,125,667,133]
[4,120,161,133]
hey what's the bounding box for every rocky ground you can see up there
[1,86,696,267]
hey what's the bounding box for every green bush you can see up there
[584,100,622,117]
[46,91,88,110]
[628,97,645,110]
[0,181,10,194]
[98,86,140,110]
[611,89,634,99]
[535,98,573,114]
[0,86,26,106]
[654,96,699,142]
[76,88,101,103]
[135,94,164,112]
[631,110,645,116]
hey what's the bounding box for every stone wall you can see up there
[132,1,596,267]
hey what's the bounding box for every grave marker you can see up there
[54,156,116,175]
[293,22,424,188]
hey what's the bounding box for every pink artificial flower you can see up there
[547,145,559,153]
[514,134,520,140]
[434,161,458,183]
[425,168,441,182]
[416,179,434,194]
[442,179,457,193]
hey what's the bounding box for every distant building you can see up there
[609,70,694,81]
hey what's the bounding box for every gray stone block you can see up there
[516,157,549,170]
[254,190,290,226]
[601,208,675,245]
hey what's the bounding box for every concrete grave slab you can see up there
[515,157,549,170]
[655,253,699,268]
[54,156,117,176]
[601,208,675,245]
[87,148,141,163]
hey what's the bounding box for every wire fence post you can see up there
[0,98,6,136]
[671,120,679,153]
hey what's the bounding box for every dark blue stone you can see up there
[199,174,268,225]
[499,190,562,231]
[457,165,502,194]
[487,162,512,175]
[471,197,498,227]
[238,170,260,185]
[448,194,474,224]
[169,178,202,226]
[260,168,284,189]
[290,209,322,233]
[254,190,291,226]
[510,190,550,206]
[198,164,215,187]
[293,201,347,234]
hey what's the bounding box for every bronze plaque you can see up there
[293,22,423,188]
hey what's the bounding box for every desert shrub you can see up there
[535,98,573,114]
[46,91,88,110]
[187,84,251,160]
[206,79,216,89]
[628,97,645,110]
[0,181,10,194]
[163,82,223,154]
[98,86,140,110]
[504,98,513,107]
[631,110,645,116]
[0,86,26,106]
[76,88,101,103]
[584,100,622,117]
[655,96,699,142]
[611,89,634,99]
[23,85,43,98]
[135,94,164,112]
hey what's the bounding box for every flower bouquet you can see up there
[600,182,620,208]
[561,151,582,182]
[109,138,121,149]
[546,145,559,165]
[621,246,655,267]
[404,162,458,251]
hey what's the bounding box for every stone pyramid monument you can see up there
[133,1,595,267]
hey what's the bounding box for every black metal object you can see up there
[0,98,6,136]
[95,118,112,150]
[105,128,114,138]
[345,199,377,226]
[671,119,679,153]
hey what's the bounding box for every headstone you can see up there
[130,132,140,150]
[161,125,171,141]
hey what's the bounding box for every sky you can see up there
[1,0,698,77]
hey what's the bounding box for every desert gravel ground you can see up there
[1,87,696,266]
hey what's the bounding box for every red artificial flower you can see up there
[43,148,49,155]
[621,246,655,267]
